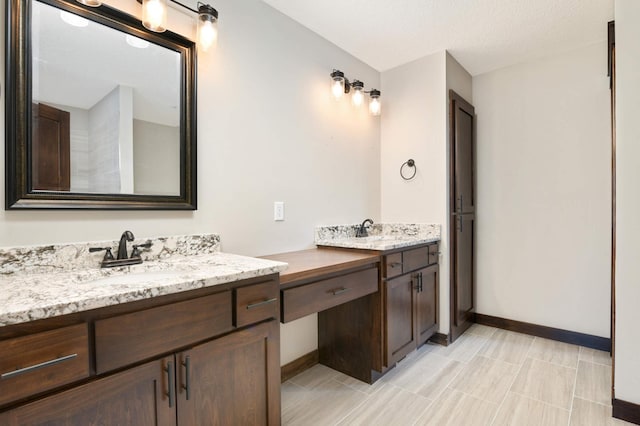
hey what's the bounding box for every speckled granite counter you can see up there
[0,234,287,327]
[315,223,440,251]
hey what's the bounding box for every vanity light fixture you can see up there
[351,80,364,107]
[197,3,218,51]
[74,0,219,50]
[330,69,382,116]
[331,69,346,100]
[142,0,167,32]
[369,89,381,116]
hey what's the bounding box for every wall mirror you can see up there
[5,0,197,209]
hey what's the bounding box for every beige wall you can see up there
[380,51,472,334]
[614,0,640,405]
[472,42,611,337]
[133,120,180,195]
[0,0,381,365]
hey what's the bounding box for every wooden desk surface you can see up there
[261,248,380,286]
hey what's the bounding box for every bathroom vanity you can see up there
[266,223,442,384]
[0,235,286,425]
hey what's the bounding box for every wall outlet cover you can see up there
[274,201,285,221]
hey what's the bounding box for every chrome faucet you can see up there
[356,219,374,238]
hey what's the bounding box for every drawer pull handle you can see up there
[246,298,277,310]
[0,353,77,380]
[165,361,175,408]
[181,355,191,401]
[389,262,403,268]
[331,288,351,296]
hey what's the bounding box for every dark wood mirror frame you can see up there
[5,0,197,209]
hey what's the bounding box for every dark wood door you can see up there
[416,265,438,345]
[32,103,71,191]
[385,273,417,365]
[177,320,280,426]
[449,90,476,343]
[0,357,176,425]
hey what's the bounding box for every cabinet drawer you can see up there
[402,246,430,273]
[235,280,279,327]
[0,323,89,407]
[95,292,233,374]
[428,244,439,265]
[281,267,378,323]
[384,253,403,279]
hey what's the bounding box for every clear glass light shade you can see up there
[142,0,167,32]
[352,87,364,106]
[76,0,102,7]
[198,15,218,51]
[331,77,345,100]
[369,96,381,116]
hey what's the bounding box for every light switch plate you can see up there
[274,201,284,221]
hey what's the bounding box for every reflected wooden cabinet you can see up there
[383,244,439,366]
[0,276,281,425]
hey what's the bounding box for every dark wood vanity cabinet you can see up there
[0,356,176,425]
[383,244,439,366]
[0,276,281,425]
[178,320,279,425]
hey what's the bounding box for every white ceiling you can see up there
[33,0,181,126]
[261,0,614,75]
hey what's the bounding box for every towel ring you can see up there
[400,159,417,180]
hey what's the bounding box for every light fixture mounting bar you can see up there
[135,0,215,16]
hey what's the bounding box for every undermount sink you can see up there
[85,270,187,286]
[355,235,403,242]
[72,261,199,286]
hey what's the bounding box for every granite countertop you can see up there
[315,223,441,251]
[0,234,287,327]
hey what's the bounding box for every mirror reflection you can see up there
[32,0,181,196]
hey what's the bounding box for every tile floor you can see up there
[282,325,633,426]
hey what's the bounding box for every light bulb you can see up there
[198,5,218,52]
[332,80,344,99]
[352,89,364,106]
[369,89,381,116]
[198,20,217,51]
[351,80,364,107]
[142,0,167,32]
[330,70,345,100]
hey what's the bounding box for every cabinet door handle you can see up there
[246,298,277,310]
[0,353,77,379]
[419,272,423,293]
[389,262,403,268]
[331,288,350,296]
[181,355,191,401]
[165,361,175,408]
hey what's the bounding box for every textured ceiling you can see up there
[260,0,614,75]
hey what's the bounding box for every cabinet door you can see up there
[416,265,438,345]
[0,357,176,426]
[385,273,417,366]
[177,320,280,426]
